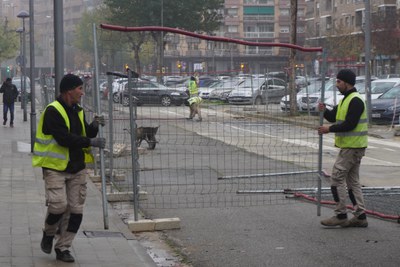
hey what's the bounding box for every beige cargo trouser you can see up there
[43,168,87,251]
[331,148,366,217]
[189,102,202,120]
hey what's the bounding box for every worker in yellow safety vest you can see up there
[318,69,368,228]
[32,74,106,262]
[186,76,202,121]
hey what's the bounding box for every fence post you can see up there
[127,70,140,221]
[93,23,109,229]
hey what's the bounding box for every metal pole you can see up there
[160,0,164,76]
[107,75,114,193]
[93,24,108,229]
[364,0,372,124]
[317,50,328,216]
[29,0,36,153]
[22,18,27,121]
[127,70,139,221]
[54,0,64,97]
[19,31,23,109]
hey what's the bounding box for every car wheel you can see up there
[160,95,172,106]
[112,92,120,103]
[254,97,262,105]
[122,96,130,106]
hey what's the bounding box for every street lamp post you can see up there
[17,10,29,122]
[16,27,23,109]
[29,0,36,153]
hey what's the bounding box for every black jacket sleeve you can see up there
[12,85,18,101]
[42,106,95,148]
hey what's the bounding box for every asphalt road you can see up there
[92,100,400,267]
[128,104,400,267]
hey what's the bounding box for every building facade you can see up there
[305,0,399,76]
[163,0,307,75]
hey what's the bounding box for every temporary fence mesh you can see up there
[91,26,326,210]
[33,25,400,222]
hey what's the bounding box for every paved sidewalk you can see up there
[0,106,156,267]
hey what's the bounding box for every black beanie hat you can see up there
[60,74,83,93]
[336,69,356,86]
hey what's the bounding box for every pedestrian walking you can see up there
[32,74,106,262]
[318,69,368,228]
[186,76,203,121]
[0,77,19,127]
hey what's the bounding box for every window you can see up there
[280,9,289,16]
[227,8,238,16]
[326,16,332,29]
[355,10,364,27]
[228,26,238,33]
[280,26,289,33]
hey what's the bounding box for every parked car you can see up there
[280,80,321,111]
[295,76,310,88]
[103,78,128,103]
[208,79,244,102]
[378,74,400,79]
[299,76,370,112]
[199,80,226,99]
[371,86,400,124]
[119,80,189,107]
[324,78,400,107]
[228,77,287,105]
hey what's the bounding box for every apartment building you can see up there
[164,0,307,75]
[2,1,309,75]
[305,0,399,76]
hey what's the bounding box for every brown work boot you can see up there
[342,216,368,228]
[321,215,348,227]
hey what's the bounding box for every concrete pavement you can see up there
[0,105,157,266]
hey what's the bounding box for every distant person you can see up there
[186,76,203,121]
[318,69,368,228]
[32,74,106,262]
[0,77,19,127]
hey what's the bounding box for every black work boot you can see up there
[55,248,75,262]
[40,231,54,254]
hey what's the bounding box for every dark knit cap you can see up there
[60,74,83,93]
[336,69,356,86]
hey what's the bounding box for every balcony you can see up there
[164,50,180,57]
[244,32,274,39]
[186,50,202,57]
[243,15,274,22]
[224,32,241,39]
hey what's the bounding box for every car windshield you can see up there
[356,82,366,94]
[299,82,321,94]
[379,86,400,99]
[213,79,243,90]
[371,81,396,94]
[238,78,265,88]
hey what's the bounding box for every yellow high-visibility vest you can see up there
[188,80,198,97]
[32,101,93,170]
[335,92,368,148]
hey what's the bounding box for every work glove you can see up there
[90,137,106,149]
[91,114,105,128]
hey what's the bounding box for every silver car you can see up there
[228,78,287,105]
